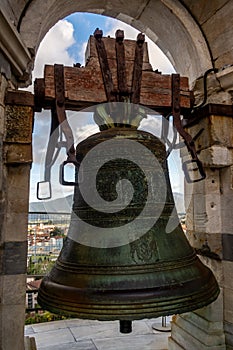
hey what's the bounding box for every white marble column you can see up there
[169,109,233,350]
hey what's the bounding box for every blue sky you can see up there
[66,13,114,61]
[30,12,186,208]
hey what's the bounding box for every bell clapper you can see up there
[119,320,132,333]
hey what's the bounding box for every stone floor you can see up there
[25,317,171,350]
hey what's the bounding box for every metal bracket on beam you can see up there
[37,64,79,198]
[94,28,115,102]
[171,74,206,183]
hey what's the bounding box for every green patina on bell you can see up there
[38,105,219,333]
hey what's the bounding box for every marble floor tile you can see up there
[93,333,169,350]
[31,320,67,333]
[70,319,152,341]
[25,318,170,350]
[32,328,75,348]
[25,326,35,335]
[64,318,96,327]
[39,340,98,350]
[65,318,116,328]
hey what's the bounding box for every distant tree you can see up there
[50,226,63,237]
[27,257,55,275]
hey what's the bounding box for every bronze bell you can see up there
[38,116,219,333]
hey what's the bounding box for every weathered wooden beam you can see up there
[34,35,191,112]
[36,65,190,111]
[5,90,34,107]
[182,103,233,129]
[94,29,114,102]
[115,29,127,98]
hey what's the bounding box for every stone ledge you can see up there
[5,90,34,107]
[182,114,233,154]
[0,8,31,80]
[216,66,233,92]
[224,321,233,348]
[168,337,185,350]
[200,146,233,167]
[24,336,37,350]
[4,143,32,164]
[170,318,226,350]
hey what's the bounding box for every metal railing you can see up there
[26,212,70,314]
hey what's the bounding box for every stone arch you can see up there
[18,0,212,84]
[1,2,233,350]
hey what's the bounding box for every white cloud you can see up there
[139,114,162,139]
[104,18,175,74]
[146,38,175,74]
[33,20,75,79]
[73,123,99,143]
[29,18,77,199]
[78,41,88,66]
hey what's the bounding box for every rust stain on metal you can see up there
[94,28,115,102]
[115,29,128,101]
[131,33,145,104]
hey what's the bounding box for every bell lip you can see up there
[38,275,220,321]
[38,248,220,320]
[38,291,220,321]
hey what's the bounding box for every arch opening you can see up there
[30,13,184,206]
